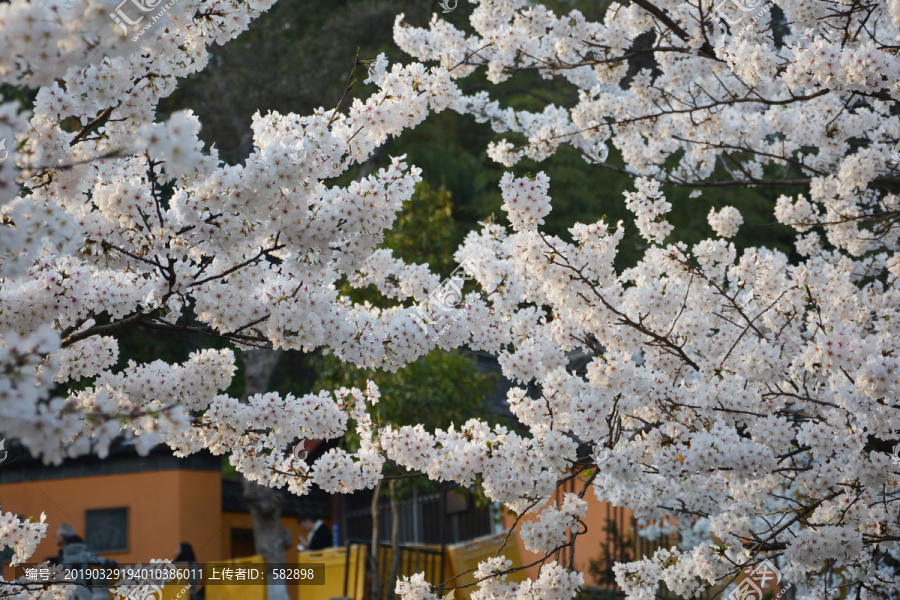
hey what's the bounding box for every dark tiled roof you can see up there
[0,439,220,484]
[220,479,329,517]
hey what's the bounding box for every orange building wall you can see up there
[502,485,634,586]
[176,471,226,562]
[0,470,222,581]
[1,469,340,600]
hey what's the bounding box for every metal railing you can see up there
[343,487,492,546]
[343,541,446,599]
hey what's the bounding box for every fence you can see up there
[365,541,446,599]
[335,532,524,600]
[343,486,493,546]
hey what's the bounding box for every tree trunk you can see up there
[238,349,289,600]
[388,480,402,595]
[369,479,383,600]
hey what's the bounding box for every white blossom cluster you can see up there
[707,206,743,239]
[394,0,900,257]
[499,171,552,231]
[470,556,520,600]
[396,573,439,600]
[389,2,900,594]
[623,178,674,244]
[448,174,900,599]
[380,418,576,514]
[397,558,582,600]
[0,510,47,566]
[1,0,900,599]
[520,493,588,553]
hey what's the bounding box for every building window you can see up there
[230,528,256,558]
[85,508,129,553]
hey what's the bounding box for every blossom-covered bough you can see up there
[0,0,470,588]
[391,0,900,599]
[1,0,899,599]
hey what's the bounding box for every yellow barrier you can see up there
[371,543,445,598]
[160,561,200,600]
[297,546,365,600]
[205,555,266,600]
[185,533,522,600]
[160,582,191,600]
[444,533,526,600]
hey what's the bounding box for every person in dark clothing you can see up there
[174,542,203,600]
[174,542,196,563]
[47,523,81,565]
[51,523,117,600]
[297,512,332,551]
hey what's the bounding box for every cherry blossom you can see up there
[1,1,899,599]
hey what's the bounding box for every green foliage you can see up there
[222,456,242,481]
[383,181,457,276]
[316,180,498,442]
[314,180,499,496]
[314,348,495,439]
[0,83,35,112]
